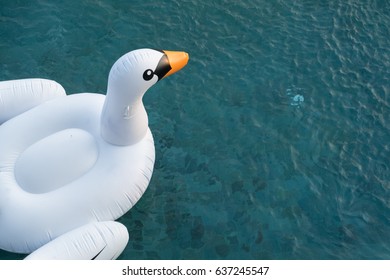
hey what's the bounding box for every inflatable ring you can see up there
[0,49,189,259]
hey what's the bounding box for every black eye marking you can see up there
[143,69,154,81]
[154,54,172,81]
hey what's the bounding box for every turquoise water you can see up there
[0,0,389,259]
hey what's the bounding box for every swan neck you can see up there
[100,89,148,146]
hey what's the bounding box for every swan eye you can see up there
[143,69,154,81]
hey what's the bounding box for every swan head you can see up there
[101,49,189,146]
[107,49,189,103]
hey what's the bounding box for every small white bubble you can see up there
[293,94,304,102]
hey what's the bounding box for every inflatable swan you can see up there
[0,49,189,259]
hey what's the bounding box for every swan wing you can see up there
[0,78,66,124]
[24,221,129,260]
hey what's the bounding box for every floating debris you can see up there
[291,94,304,106]
[286,86,305,107]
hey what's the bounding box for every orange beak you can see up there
[162,50,189,78]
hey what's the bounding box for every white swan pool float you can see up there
[0,49,189,259]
